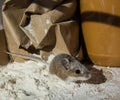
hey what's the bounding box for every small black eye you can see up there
[75,70,81,74]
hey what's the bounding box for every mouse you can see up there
[6,51,91,82]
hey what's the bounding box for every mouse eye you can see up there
[75,69,81,74]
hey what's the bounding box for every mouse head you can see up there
[61,55,91,82]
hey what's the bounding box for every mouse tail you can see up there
[5,51,45,63]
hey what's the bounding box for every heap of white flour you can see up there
[0,58,120,100]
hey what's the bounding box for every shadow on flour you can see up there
[76,62,107,84]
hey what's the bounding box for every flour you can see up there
[0,61,120,100]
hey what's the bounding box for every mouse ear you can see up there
[61,58,70,70]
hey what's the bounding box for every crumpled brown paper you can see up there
[0,29,9,65]
[2,0,83,62]
[0,0,9,65]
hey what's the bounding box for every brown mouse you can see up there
[49,54,91,82]
[6,52,91,82]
